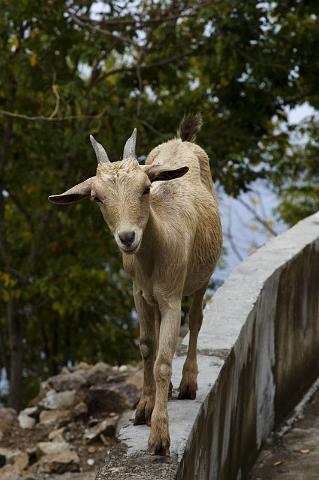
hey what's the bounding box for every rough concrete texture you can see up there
[97,211,319,480]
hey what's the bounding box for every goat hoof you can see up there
[134,395,154,425]
[134,409,152,426]
[178,383,197,400]
[148,418,170,456]
[134,411,146,425]
[148,440,170,456]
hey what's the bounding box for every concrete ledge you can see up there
[97,211,319,480]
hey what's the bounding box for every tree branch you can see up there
[0,107,107,122]
[70,13,135,46]
[237,197,278,237]
[98,49,198,84]
[138,119,166,138]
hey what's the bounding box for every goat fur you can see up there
[48,115,222,455]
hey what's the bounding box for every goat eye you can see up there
[94,197,102,203]
[143,187,150,196]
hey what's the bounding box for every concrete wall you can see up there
[97,211,319,480]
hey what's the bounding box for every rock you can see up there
[0,407,17,421]
[36,441,70,458]
[94,417,117,437]
[39,389,76,410]
[0,463,20,480]
[84,417,117,444]
[26,446,37,466]
[85,362,113,386]
[61,366,70,374]
[0,363,144,479]
[0,447,14,465]
[64,431,75,442]
[39,409,72,426]
[73,401,88,417]
[28,386,50,407]
[88,417,99,427]
[48,427,65,442]
[20,406,38,418]
[18,413,36,429]
[0,449,28,477]
[100,434,113,446]
[0,447,22,465]
[87,381,139,414]
[0,408,17,436]
[13,451,29,471]
[73,361,92,371]
[48,371,88,392]
[40,451,80,474]
[126,369,143,391]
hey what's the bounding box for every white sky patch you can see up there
[90,2,111,20]
[189,78,200,90]
[203,21,215,37]
[78,62,92,80]
[286,102,317,125]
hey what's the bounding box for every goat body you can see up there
[123,132,222,454]
[124,139,221,298]
[48,115,222,455]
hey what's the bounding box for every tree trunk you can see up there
[0,322,10,390]
[49,315,59,376]
[8,297,23,411]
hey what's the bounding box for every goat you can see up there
[49,114,222,455]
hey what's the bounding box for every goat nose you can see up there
[118,231,135,247]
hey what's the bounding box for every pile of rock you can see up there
[0,362,142,480]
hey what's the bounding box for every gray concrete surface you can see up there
[97,211,319,480]
[119,354,224,458]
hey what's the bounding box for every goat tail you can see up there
[177,113,203,142]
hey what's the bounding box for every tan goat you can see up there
[49,115,222,455]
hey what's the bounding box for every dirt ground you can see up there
[250,388,319,480]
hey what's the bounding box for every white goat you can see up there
[49,115,222,455]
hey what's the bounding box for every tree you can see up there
[0,0,318,408]
[274,118,319,225]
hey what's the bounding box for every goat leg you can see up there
[148,296,181,455]
[133,289,156,426]
[179,285,206,399]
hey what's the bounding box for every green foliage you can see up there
[274,119,319,225]
[0,0,318,405]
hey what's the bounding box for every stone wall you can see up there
[97,211,319,480]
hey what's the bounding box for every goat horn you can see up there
[90,135,110,164]
[123,128,137,159]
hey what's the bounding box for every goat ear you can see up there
[145,165,189,183]
[48,177,95,205]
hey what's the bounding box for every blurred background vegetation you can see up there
[0,0,318,409]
